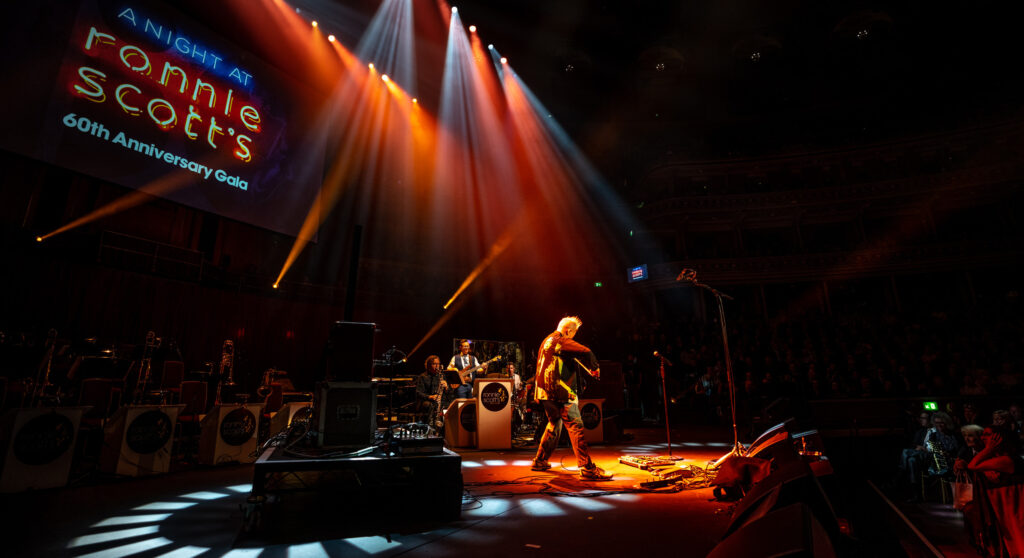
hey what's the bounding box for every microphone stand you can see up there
[654,352,674,457]
[681,275,742,467]
[376,346,406,456]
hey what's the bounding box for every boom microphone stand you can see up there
[676,269,743,467]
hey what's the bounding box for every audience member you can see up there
[968,424,1024,557]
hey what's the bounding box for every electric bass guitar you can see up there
[450,355,502,385]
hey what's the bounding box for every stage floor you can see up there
[8,427,736,557]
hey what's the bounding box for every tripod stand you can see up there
[677,269,743,467]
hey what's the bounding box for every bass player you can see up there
[447,339,488,399]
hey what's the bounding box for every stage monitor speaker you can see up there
[326,321,376,382]
[724,460,840,543]
[101,405,183,476]
[744,418,800,464]
[314,382,377,447]
[708,503,837,558]
[198,404,263,465]
[0,407,86,492]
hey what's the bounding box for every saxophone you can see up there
[214,340,234,405]
[134,331,161,404]
[432,374,447,430]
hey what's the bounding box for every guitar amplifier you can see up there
[314,382,377,448]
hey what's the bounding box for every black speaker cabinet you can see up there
[314,382,377,447]
[326,321,376,382]
[744,418,800,464]
[708,503,837,558]
[724,460,841,543]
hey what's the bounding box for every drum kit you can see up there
[512,379,542,438]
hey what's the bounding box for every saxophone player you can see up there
[416,355,451,424]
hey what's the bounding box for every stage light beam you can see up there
[37,170,195,242]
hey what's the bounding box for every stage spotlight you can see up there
[328,34,336,42]
[295,7,300,13]
[368,62,375,70]
[469,25,477,33]
[452,7,458,13]
[412,98,418,103]
[312,20,318,28]
[272,283,279,289]
[500,57,507,64]
[381,74,390,82]
[488,44,494,50]
[36,236,42,242]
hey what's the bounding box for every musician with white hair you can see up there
[531,316,612,480]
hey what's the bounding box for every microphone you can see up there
[676,268,697,283]
[653,351,673,366]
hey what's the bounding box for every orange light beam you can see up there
[408,292,466,359]
[442,218,519,309]
[38,170,196,241]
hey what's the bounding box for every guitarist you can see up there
[446,339,488,399]
[531,316,612,480]
[415,355,450,424]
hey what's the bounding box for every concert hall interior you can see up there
[2,0,1023,557]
